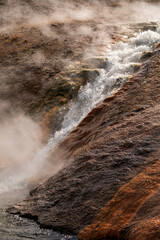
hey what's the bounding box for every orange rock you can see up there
[79,160,160,240]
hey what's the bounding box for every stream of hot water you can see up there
[0,26,160,239]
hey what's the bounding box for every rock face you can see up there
[9,44,160,239]
[0,23,101,123]
[0,0,121,135]
[79,160,160,240]
[0,0,158,136]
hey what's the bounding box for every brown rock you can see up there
[8,45,160,239]
[79,160,160,240]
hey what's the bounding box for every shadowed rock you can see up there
[8,45,160,239]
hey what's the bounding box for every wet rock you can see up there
[133,22,158,32]
[35,68,99,133]
[103,75,131,94]
[131,63,142,73]
[122,22,159,39]
[140,51,153,62]
[9,46,160,239]
[0,0,157,138]
[86,57,108,69]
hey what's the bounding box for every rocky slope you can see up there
[0,8,122,137]
[1,0,160,239]
[1,0,159,136]
[9,42,160,239]
[79,159,160,240]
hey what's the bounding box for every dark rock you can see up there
[9,47,160,240]
[140,51,153,62]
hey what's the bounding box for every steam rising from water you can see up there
[0,115,42,169]
[49,30,160,144]
[0,110,42,192]
[1,1,160,30]
[0,28,159,194]
[0,0,160,51]
[0,0,160,195]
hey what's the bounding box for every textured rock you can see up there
[0,6,121,136]
[79,160,160,240]
[8,45,160,239]
[0,0,158,137]
[33,67,100,134]
[0,24,98,114]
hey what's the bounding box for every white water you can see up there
[0,29,160,194]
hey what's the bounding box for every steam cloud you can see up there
[1,1,160,58]
[0,0,160,194]
[0,111,42,169]
[0,1,160,30]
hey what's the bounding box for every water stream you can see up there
[0,190,77,240]
[0,26,160,239]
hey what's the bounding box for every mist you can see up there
[0,0,160,59]
[1,1,160,28]
[0,102,66,193]
[0,0,159,59]
[0,112,42,169]
[0,0,160,193]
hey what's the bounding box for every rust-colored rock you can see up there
[79,159,160,240]
[8,44,160,239]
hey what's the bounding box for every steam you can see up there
[0,0,160,195]
[0,0,160,61]
[1,1,160,28]
[0,0,159,61]
[30,50,46,67]
[0,102,65,193]
[122,1,160,23]
[0,114,42,169]
[0,102,41,191]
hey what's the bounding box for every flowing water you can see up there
[0,190,77,240]
[0,26,160,239]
